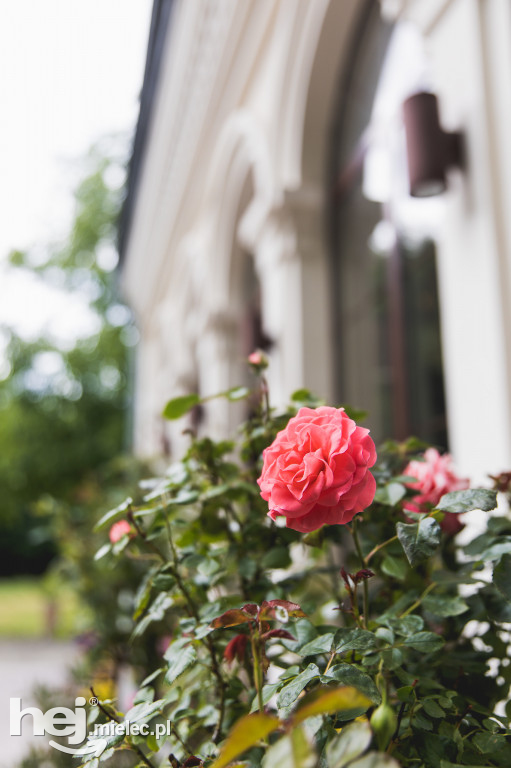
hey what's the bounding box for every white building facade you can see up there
[121,0,511,483]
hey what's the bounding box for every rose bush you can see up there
[67,375,510,768]
[258,406,376,532]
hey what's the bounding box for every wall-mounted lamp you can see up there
[403,91,464,197]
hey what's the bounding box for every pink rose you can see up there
[257,406,377,533]
[109,519,133,544]
[403,448,469,534]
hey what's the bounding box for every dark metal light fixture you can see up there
[403,91,463,197]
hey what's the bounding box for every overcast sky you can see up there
[0,0,152,340]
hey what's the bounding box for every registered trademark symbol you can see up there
[89,696,99,706]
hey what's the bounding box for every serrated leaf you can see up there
[163,394,200,420]
[124,698,164,724]
[299,633,335,656]
[334,628,377,654]
[403,631,444,653]
[326,719,372,768]
[493,553,511,602]
[292,686,371,725]
[209,713,280,768]
[277,664,320,708]
[397,518,441,566]
[422,594,469,617]
[437,488,497,513]
[164,639,197,684]
[322,664,381,704]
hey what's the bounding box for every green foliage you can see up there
[0,146,133,575]
[68,382,511,768]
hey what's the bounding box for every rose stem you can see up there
[350,518,369,628]
[365,535,399,564]
[399,581,437,618]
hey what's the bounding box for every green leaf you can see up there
[133,571,155,620]
[437,488,497,513]
[403,631,444,653]
[299,633,335,656]
[209,713,280,768]
[291,388,313,402]
[277,664,320,708]
[249,682,282,713]
[226,386,250,401]
[261,726,316,768]
[473,731,509,753]
[162,394,200,420]
[396,518,441,566]
[132,686,155,705]
[381,555,407,581]
[493,553,511,602]
[261,547,292,569]
[422,594,469,617]
[94,496,133,531]
[326,719,372,768]
[124,698,164,724]
[322,664,381,704]
[163,638,197,685]
[132,593,173,638]
[140,668,164,688]
[93,543,111,561]
[422,698,445,718]
[334,628,377,654]
[292,686,371,725]
[374,482,406,506]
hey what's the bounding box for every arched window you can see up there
[329,1,447,448]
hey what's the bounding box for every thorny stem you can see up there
[399,581,437,618]
[90,687,156,768]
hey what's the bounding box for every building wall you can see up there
[123,0,511,482]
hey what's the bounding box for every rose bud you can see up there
[109,519,134,544]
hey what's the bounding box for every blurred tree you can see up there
[0,144,136,575]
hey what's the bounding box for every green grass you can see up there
[0,576,88,638]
